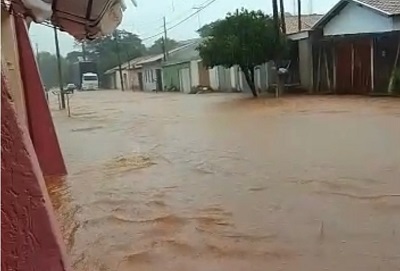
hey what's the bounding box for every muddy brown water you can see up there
[47,91,400,271]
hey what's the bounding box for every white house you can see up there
[310,0,400,94]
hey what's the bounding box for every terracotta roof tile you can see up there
[285,14,324,34]
[356,0,400,15]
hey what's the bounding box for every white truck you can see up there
[81,72,99,90]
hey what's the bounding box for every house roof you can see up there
[136,40,199,65]
[285,14,324,34]
[104,39,201,74]
[354,0,400,16]
[104,55,153,74]
[313,0,400,30]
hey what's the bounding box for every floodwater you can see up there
[47,91,400,271]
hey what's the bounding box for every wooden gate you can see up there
[353,40,371,94]
[335,39,371,94]
[335,42,353,93]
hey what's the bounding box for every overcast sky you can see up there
[29,0,339,56]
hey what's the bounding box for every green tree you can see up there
[148,37,179,54]
[65,50,83,63]
[197,9,286,97]
[37,51,69,89]
[197,21,221,38]
[76,29,146,79]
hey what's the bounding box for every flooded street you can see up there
[48,91,400,271]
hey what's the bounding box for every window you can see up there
[83,75,98,81]
[151,69,154,82]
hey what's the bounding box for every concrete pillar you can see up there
[14,16,67,176]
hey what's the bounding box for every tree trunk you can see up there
[279,0,286,34]
[242,68,258,97]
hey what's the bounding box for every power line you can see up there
[122,1,206,39]
[141,0,218,41]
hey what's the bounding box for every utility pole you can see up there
[192,6,202,29]
[126,50,132,90]
[272,0,282,97]
[298,0,302,31]
[272,0,280,41]
[53,26,66,109]
[279,0,287,34]
[114,31,124,91]
[163,16,168,59]
[161,36,167,61]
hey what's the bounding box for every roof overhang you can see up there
[313,0,399,31]
[287,30,310,41]
[4,0,136,39]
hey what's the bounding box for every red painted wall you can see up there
[1,73,71,271]
[14,17,67,176]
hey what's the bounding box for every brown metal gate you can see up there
[335,39,371,94]
[353,40,371,94]
[335,42,352,93]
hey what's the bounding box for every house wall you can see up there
[238,68,252,93]
[190,60,200,86]
[198,61,210,86]
[256,63,270,91]
[128,69,140,90]
[218,66,232,91]
[142,62,161,91]
[114,69,130,90]
[393,16,400,30]
[209,67,219,90]
[374,34,399,93]
[298,38,313,91]
[163,62,190,91]
[230,66,240,90]
[324,1,394,36]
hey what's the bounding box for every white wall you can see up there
[142,64,159,91]
[324,2,394,36]
[115,72,121,89]
[230,66,239,90]
[209,67,219,90]
[298,39,313,91]
[190,60,199,87]
[394,16,400,31]
[255,67,262,90]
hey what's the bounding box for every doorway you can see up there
[138,72,143,91]
[156,69,163,91]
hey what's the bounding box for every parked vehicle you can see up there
[81,72,99,90]
[66,83,76,93]
[70,61,98,89]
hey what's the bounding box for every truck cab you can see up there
[81,72,99,90]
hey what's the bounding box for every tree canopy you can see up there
[37,52,69,88]
[147,37,179,55]
[80,29,146,76]
[197,9,286,97]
